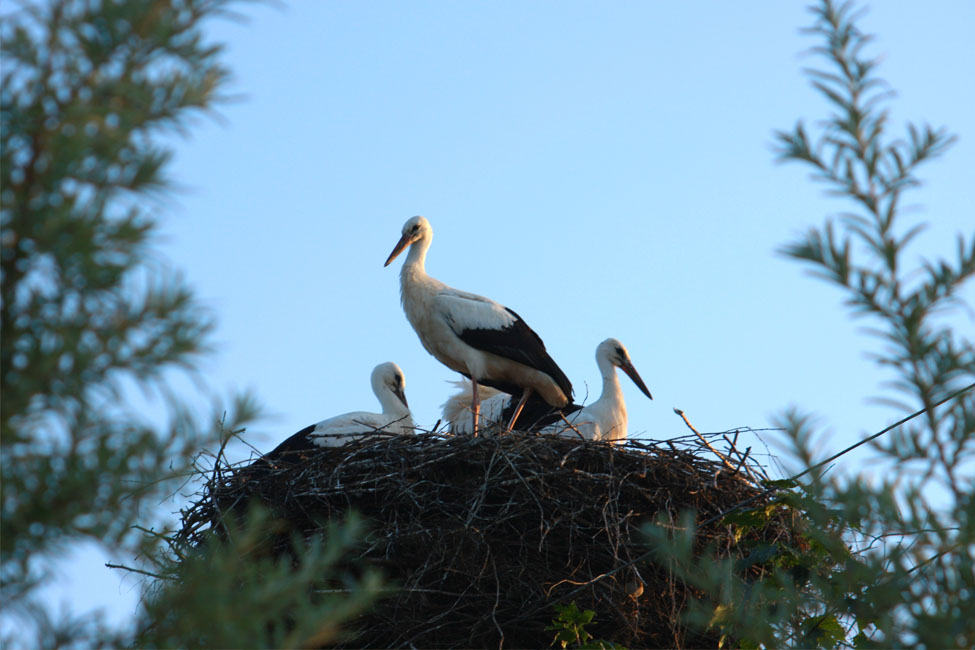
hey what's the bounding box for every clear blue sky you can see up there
[20,0,975,640]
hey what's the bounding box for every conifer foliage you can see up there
[3,1,970,648]
[644,2,974,648]
[2,2,375,647]
[2,0,236,642]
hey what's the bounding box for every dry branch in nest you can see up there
[177,425,798,649]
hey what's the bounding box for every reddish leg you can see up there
[471,378,480,436]
[506,388,532,432]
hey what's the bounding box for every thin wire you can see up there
[698,380,975,528]
[549,380,975,604]
[792,381,975,482]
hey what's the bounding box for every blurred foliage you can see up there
[644,1,974,648]
[1,1,376,647]
[136,508,382,648]
[546,602,629,650]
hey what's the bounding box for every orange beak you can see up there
[384,232,413,267]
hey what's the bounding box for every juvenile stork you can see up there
[262,362,414,462]
[384,216,572,432]
[444,338,652,443]
[441,379,581,435]
[554,338,653,443]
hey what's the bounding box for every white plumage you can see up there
[384,216,572,431]
[440,379,504,433]
[444,338,652,443]
[263,362,414,459]
[555,339,652,443]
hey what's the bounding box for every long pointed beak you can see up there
[393,385,409,409]
[620,359,653,400]
[384,233,412,267]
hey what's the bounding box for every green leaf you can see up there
[763,478,799,489]
[802,614,846,648]
[735,543,780,572]
[708,603,731,629]
[721,508,769,528]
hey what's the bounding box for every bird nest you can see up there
[177,425,798,649]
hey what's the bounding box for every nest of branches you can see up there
[178,424,798,649]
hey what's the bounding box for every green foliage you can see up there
[0,0,243,642]
[1,1,375,647]
[546,602,628,650]
[648,476,880,648]
[136,508,382,649]
[3,0,234,615]
[644,1,974,648]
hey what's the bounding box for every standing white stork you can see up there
[444,338,652,443]
[262,362,414,462]
[384,216,572,432]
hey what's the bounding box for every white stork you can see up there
[441,379,505,434]
[444,338,652,443]
[384,216,572,432]
[262,362,414,461]
[555,338,652,443]
[441,379,575,436]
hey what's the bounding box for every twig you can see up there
[723,433,759,483]
[733,447,754,479]
[698,380,975,529]
[105,562,173,581]
[674,408,738,474]
[548,382,975,610]
[556,412,585,440]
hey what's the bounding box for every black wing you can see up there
[456,307,573,399]
[501,393,584,432]
[257,424,320,467]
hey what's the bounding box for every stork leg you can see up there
[470,378,480,436]
[506,387,533,432]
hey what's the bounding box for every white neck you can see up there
[398,234,447,322]
[375,387,409,417]
[402,234,431,276]
[596,354,624,407]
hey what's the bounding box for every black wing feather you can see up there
[456,307,573,399]
[500,393,583,432]
[258,423,320,466]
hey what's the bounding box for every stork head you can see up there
[372,361,410,411]
[597,338,653,400]
[384,216,432,267]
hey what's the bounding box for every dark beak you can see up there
[620,359,653,400]
[393,384,409,409]
[384,232,413,267]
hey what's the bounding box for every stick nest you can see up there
[178,427,797,649]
